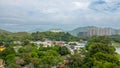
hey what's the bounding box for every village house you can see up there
[13,46,22,53]
[13,41,22,44]
[66,42,86,54]
[55,41,65,46]
[31,40,66,48]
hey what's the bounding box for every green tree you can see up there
[0,41,3,46]
[58,46,70,56]
[22,40,30,45]
[0,46,15,59]
[39,50,63,67]
[87,43,115,57]
[6,63,21,68]
[86,36,111,50]
[30,58,40,68]
[69,54,83,68]
[5,54,16,65]
[81,36,120,68]
[18,47,25,53]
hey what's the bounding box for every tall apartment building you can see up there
[88,27,112,36]
[87,27,111,36]
[77,27,112,36]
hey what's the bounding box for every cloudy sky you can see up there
[0,0,120,32]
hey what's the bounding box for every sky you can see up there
[0,0,120,32]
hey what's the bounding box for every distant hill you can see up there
[30,28,65,33]
[10,32,31,37]
[69,26,119,36]
[69,26,96,36]
[29,28,49,33]
[0,29,12,35]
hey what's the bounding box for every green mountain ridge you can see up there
[69,26,96,36]
[0,29,12,35]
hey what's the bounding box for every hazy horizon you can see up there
[0,0,120,32]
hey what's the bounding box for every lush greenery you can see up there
[0,43,71,68]
[0,31,80,43]
[68,36,120,68]
[0,29,120,68]
[31,32,80,42]
[111,35,120,43]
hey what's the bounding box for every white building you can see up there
[42,41,54,47]
[50,29,63,33]
[67,43,86,54]
[88,27,111,36]
[13,46,22,53]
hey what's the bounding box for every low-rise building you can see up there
[13,46,22,53]
[13,41,22,44]
[55,41,65,46]
[31,40,66,47]
[50,29,63,33]
[74,46,83,50]
[67,43,86,54]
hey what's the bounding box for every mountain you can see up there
[29,28,49,33]
[69,26,120,36]
[29,28,66,33]
[69,26,96,36]
[0,29,12,35]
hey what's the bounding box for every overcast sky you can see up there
[0,0,120,32]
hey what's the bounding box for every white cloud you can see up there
[90,0,120,12]
[3,23,18,26]
[72,1,90,10]
[0,0,120,31]
[105,0,120,3]
[0,17,24,21]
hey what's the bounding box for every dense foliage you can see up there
[0,30,120,68]
[111,35,120,43]
[82,36,120,68]
[0,31,80,43]
[67,36,120,68]
[0,43,71,68]
[31,32,80,42]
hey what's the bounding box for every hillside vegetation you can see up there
[0,29,80,42]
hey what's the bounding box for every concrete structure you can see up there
[77,27,112,36]
[13,46,22,53]
[50,29,63,33]
[0,59,4,68]
[31,40,66,48]
[30,41,42,46]
[42,40,54,47]
[88,27,111,36]
[74,46,83,50]
[13,41,22,44]
[55,41,65,46]
[66,43,86,54]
